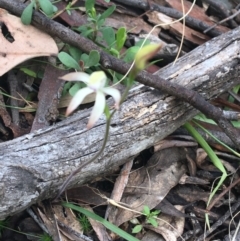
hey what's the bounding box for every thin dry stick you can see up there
[204,8,240,34]
[196,198,240,241]
[207,176,240,212]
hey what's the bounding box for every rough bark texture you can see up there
[0,26,240,219]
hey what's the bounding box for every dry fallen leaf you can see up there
[0,8,58,76]
[108,148,187,227]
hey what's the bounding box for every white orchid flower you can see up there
[60,71,121,129]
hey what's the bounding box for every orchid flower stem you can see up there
[54,117,111,201]
[54,80,133,201]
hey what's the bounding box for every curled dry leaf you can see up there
[0,8,58,76]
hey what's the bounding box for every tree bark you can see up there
[0,24,240,219]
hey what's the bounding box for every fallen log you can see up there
[0,16,240,219]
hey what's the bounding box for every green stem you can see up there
[54,117,111,200]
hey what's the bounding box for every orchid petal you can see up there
[88,71,107,89]
[103,87,121,109]
[66,87,94,116]
[134,44,162,71]
[87,91,105,129]
[60,72,90,83]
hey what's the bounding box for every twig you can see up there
[196,197,240,241]
[206,176,240,212]
[26,207,49,234]
[0,0,240,148]
[57,220,93,241]
[204,0,237,29]
[204,8,240,34]
[112,0,223,37]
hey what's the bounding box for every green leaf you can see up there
[184,122,227,229]
[192,118,240,157]
[101,27,115,47]
[85,0,95,12]
[135,39,151,47]
[99,5,116,20]
[20,68,37,78]
[132,225,142,234]
[53,5,58,13]
[58,52,80,70]
[116,27,127,51]
[69,82,83,96]
[123,46,140,63]
[109,48,119,57]
[82,29,94,38]
[62,82,72,96]
[21,2,34,25]
[151,210,161,216]
[96,18,105,28]
[147,218,158,227]
[38,0,54,16]
[63,202,140,241]
[68,46,82,62]
[143,206,150,215]
[85,50,100,68]
[80,53,89,65]
[184,123,227,175]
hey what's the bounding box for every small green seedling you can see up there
[78,213,92,233]
[132,206,160,233]
[75,0,115,41]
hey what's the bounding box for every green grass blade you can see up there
[184,122,227,228]
[63,202,140,241]
[184,122,227,174]
[192,120,240,157]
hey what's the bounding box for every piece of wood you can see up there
[0,23,240,220]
